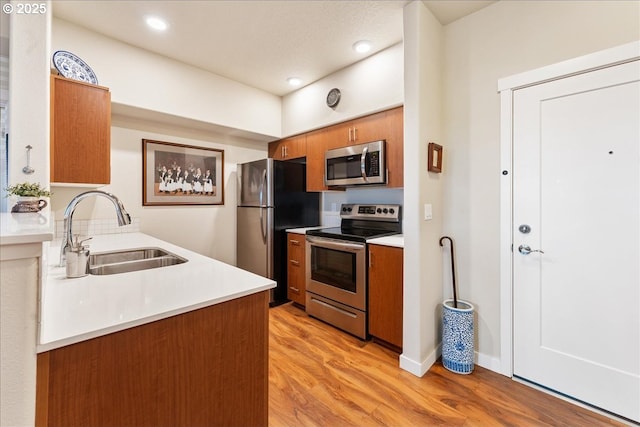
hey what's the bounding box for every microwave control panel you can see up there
[367,151,380,176]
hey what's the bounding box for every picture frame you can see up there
[142,139,224,206]
[427,142,443,173]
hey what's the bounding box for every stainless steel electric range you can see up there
[305,203,402,339]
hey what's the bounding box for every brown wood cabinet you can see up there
[268,134,306,160]
[368,244,403,350]
[305,106,404,191]
[35,291,269,427]
[50,75,111,185]
[287,232,306,306]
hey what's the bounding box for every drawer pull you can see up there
[290,260,300,266]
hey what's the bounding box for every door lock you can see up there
[518,245,544,255]
[518,224,531,234]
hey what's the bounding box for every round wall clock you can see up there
[326,88,341,108]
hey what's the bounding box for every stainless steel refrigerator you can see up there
[237,158,320,305]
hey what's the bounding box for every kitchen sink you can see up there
[88,247,188,275]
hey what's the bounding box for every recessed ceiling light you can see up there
[145,16,168,31]
[353,40,372,53]
[287,77,302,86]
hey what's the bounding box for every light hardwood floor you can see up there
[269,302,624,427]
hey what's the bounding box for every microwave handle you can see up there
[360,146,369,182]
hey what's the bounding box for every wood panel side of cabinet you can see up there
[50,76,111,185]
[36,291,269,427]
[287,233,306,306]
[368,244,403,350]
[305,129,328,192]
[384,106,404,188]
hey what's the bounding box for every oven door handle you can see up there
[360,146,369,182]
[306,236,366,251]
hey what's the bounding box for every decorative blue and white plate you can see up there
[52,50,98,85]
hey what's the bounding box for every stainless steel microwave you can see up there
[325,140,386,186]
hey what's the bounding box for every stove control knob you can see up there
[342,207,347,212]
[347,207,352,212]
[383,208,388,214]
[389,208,395,214]
[377,208,382,214]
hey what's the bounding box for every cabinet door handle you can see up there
[369,251,372,268]
[353,127,358,141]
[289,286,300,293]
[290,260,300,266]
[284,146,288,157]
[290,239,300,246]
[348,127,353,142]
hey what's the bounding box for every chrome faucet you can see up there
[59,190,131,267]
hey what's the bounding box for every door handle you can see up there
[518,245,544,255]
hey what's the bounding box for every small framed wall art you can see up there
[142,139,224,206]
[427,142,443,173]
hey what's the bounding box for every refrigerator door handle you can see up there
[259,169,267,241]
[260,207,267,242]
[259,169,266,207]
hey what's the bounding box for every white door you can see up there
[513,60,640,422]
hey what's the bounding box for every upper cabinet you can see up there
[306,106,404,192]
[268,134,306,160]
[50,75,111,185]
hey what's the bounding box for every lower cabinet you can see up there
[368,244,403,350]
[287,233,306,306]
[35,291,269,427]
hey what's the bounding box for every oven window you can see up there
[310,246,356,293]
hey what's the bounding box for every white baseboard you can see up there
[400,346,505,378]
[399,344,441,377]
[475,351,504,375]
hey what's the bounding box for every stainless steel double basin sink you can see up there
[88,247,187,275]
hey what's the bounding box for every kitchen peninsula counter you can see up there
[40,232,275,352]
[37,232,273,427]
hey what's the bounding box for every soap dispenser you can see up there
[65,235,92,278]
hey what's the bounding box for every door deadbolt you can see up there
[518,224,531,234]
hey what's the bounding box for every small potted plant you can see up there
[5,182,52,213]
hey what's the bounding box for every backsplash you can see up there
[55,217,141,239]
[320,187,404,227]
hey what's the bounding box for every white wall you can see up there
[400,1,444,376]
[0,4,50,425]
[442,0,640,369]
[8,4,50,188]
[0,256,39,427]
[50,117,267,265]
[281,42,403,136]
[49,18,284,264]
[53,18,282,139]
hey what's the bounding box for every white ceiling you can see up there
[52,1,494,97]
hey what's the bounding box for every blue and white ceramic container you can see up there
[442,299,475,374]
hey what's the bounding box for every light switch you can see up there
[424,204,433,220]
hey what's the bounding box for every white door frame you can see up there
[498,40,640,377]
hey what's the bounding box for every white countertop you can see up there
[367,234,404,248]
[0,210,55,245]
[285,226,325,234]
[39,232,275,352]
[287,227,404,248]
